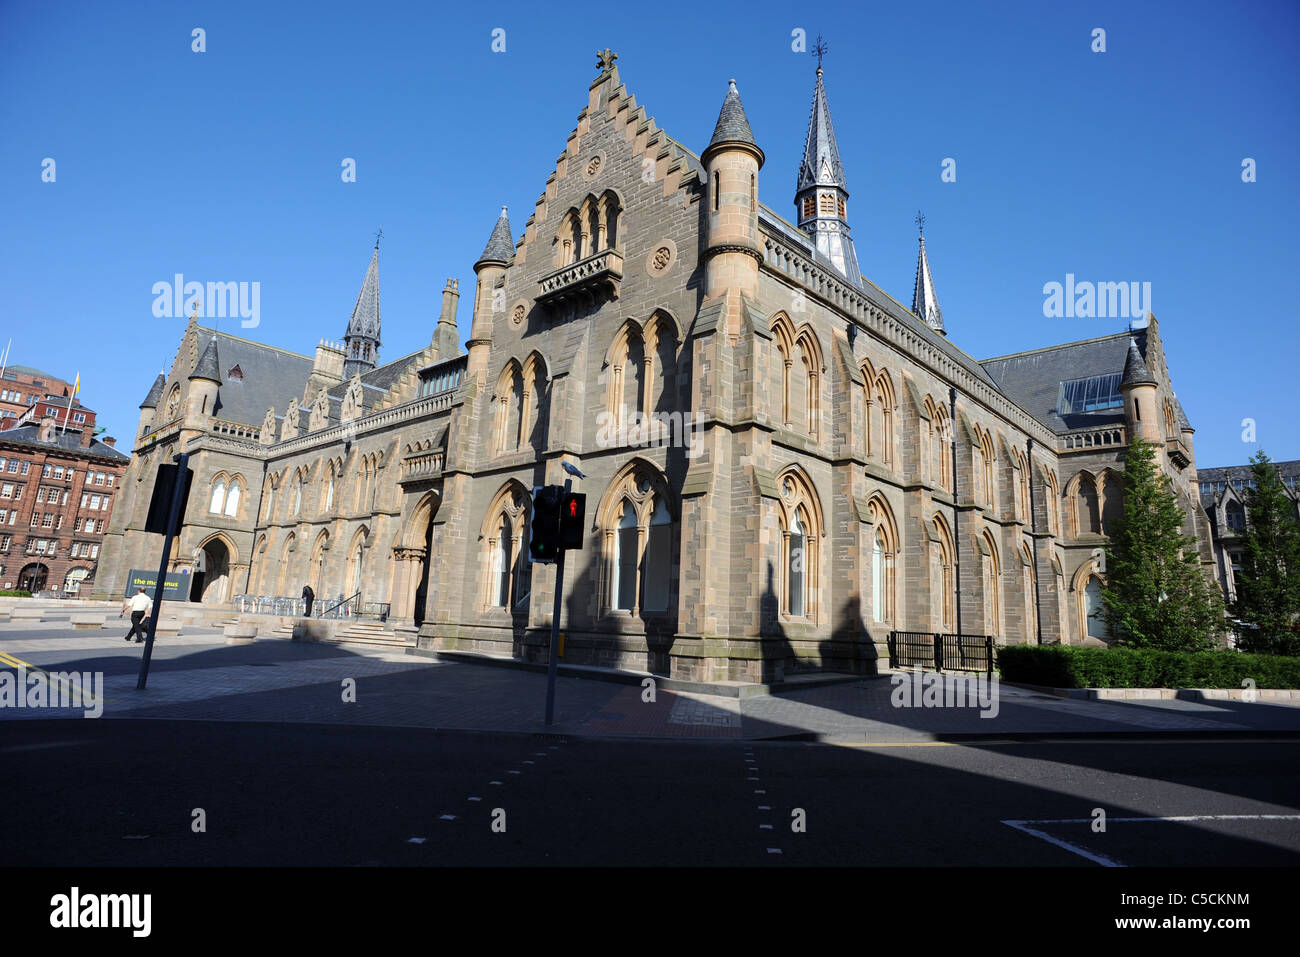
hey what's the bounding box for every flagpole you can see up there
[61,372,78,435]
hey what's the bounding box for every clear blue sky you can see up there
[1,0,1296,468]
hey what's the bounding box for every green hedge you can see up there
[996,644,1300,689]
[0,589,32,598]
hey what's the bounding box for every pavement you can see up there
[3,619,1299,742]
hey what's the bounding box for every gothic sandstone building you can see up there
[96,52,1216,680]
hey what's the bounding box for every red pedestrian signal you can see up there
[559,492,585,550]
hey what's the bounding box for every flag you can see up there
[73,373,80,396]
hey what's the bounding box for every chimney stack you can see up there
[103,436,117,448]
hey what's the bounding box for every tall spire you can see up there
[1120,336,1155,387]
[343,242,381,378]
[911,213,944,336]
[793,49,860,286]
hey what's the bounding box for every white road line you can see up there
[439,815,456,821]
[1001,814,1300,868]
[1013,814,1300,825]
[468,797,482,802]
[408,837,427,843]
[766,848,782,854]
[758,805,771,810]
[1001,820,1124,867]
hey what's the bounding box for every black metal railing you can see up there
[232,594,390,622]
[888,631,995,677]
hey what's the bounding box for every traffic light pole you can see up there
[543,477,571,726]
[137,452,188,691]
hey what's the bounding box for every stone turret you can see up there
[1119,337,1160,443]
[187,335,221,421]
[700,79,764,337]
[137,372,165,437]
[467,207,513,379]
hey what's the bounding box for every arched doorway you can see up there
[407,493,439,627]
[64,567,91,595]
[190,537,233,604]
[18,563,48,592]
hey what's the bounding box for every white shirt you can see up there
[129,593,152,613]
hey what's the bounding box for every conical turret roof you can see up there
[475,207,515,267]
[139,372,166,409]
[1120,337,1156,387]
[189,336,221,383]
[709,80,757,149]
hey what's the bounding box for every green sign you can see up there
[124,568,190,600]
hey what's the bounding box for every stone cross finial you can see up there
[596,48,618,71]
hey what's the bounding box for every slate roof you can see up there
[139,373,166,409]
[476,207,516,266]
[190,336,222,382]
[1120,337,1155,386]
[193,326,314,427]
[318,348,435,426]
[1199,460,1300,483]
[0,423,129,461]
[706,80,760,156]
[979,330,1143,433]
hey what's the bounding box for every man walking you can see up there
[302,584,315,617]
[120,587,152,643]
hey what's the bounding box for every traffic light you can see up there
[529,486,562,564]
[559,492,585,550]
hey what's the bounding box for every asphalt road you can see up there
[2,719,1298,867]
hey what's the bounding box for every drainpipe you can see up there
[949,387,962,638]
[1027,437,1044,645]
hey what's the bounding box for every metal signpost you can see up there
[136,453,192,691]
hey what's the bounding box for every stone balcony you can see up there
[399,449,444,484]
[1166,435,1192,469]
[536,249,623,306]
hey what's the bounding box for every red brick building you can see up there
[0,364,83,431]
[0,412,129,594]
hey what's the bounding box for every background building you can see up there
[97,53,1218,678]
[0,412,129,593]
[1199,460,1300,606]
[0,364,83,431]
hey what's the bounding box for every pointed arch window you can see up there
[788,510,807,618]
[1022,543,1036,641]
[208,479,226,514]
[482,485,530,612]
[599,466,677,618]
[868,498,897,623]
[223,480,240,517]
[930,516,956,632]
[980,532,1001,637]
[324,467,335,513]
[1085,575,1109,639]
[292,472,303,517]
[613,501,638,611]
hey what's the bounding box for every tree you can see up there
[1100,439,1223,651]
[1231,450,1300,655]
